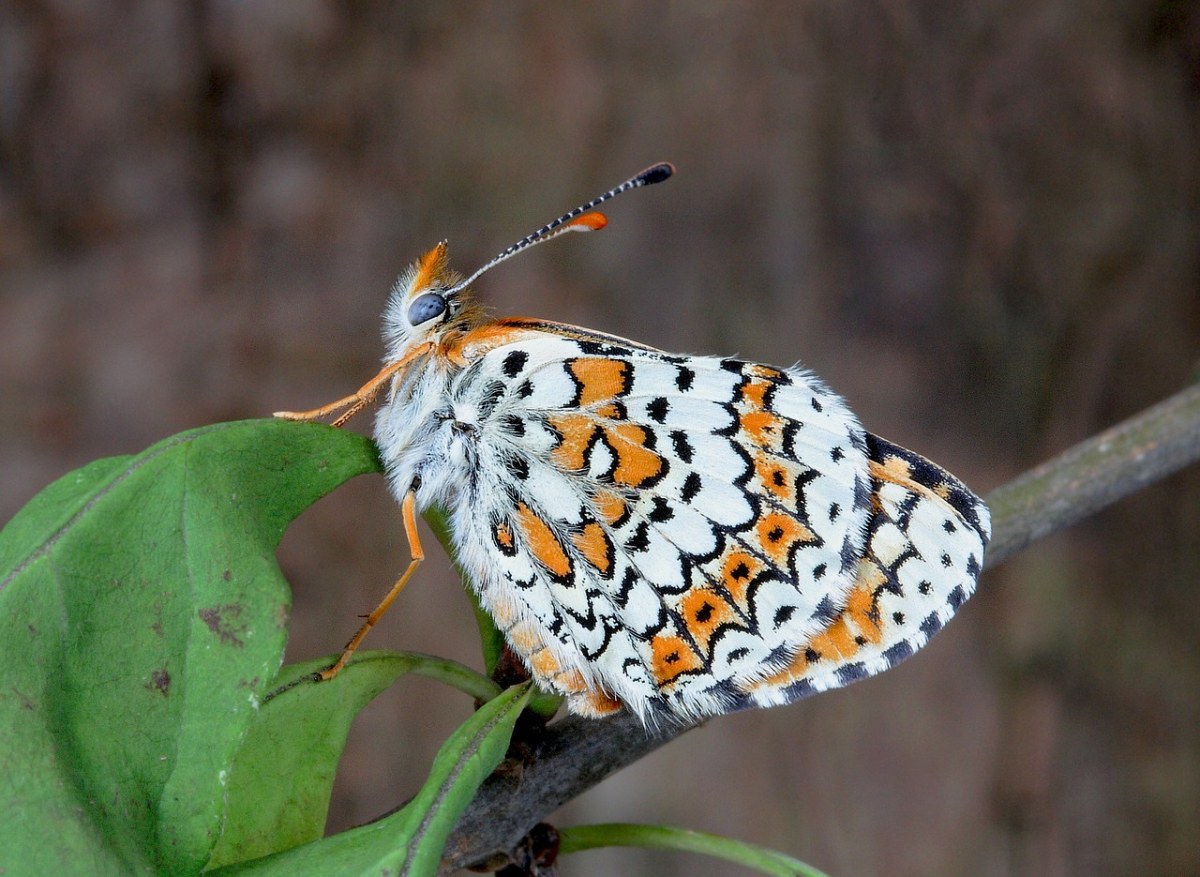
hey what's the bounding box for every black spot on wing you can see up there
[500,414,525,437]
[577,340,633,357]
[625,520,651,552]
[811,595,838,623]
[835,662,867,684]
[502,349,528,378]
[882,639,914,666]
[505,454,530,481]
[782,678,817,702]
[477,380,507,419]
[648,496,674,522]
[919,612,942,637]
[669,430,694,463]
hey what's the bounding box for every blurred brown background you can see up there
[2,3,1198,875]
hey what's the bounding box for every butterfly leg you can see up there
[319,487,424,681]
[274,343,432,427]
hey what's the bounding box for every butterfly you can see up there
[276,163,990,722]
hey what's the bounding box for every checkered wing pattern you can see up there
[738,434,990,709]
[436,325,986,720]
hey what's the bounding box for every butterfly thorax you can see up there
[374,243,489,510]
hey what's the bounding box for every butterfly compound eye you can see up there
[408,292,448,326]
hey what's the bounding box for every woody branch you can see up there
[439,380,1200,874]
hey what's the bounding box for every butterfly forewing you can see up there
[438,324,887,718]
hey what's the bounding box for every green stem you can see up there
[397,652,503,702]
[558,823,832,877]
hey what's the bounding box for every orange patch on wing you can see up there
[679,588,739,654]
[552,669,589,694]
[489,595,518,630]
[592,490,628,526]
[869,455,952,508]
[495,522,514,550]
[718,548,767,607]
[754,511,816,566]
[547,412,600,471]
[606,422,664,487]
[870,455,916,488]
[807,618,859,661]
[747,364,787,382]
[593,401,624,420]
[650,632,706,685]
[757,649,806,689]
[446,323,541,362]
[844,562,885,644]
[740,377,772,408]
[754,454,798,507]
[761,618,858,691]
[506,620,543,655]
[756,561,889,689]
[569,358,631,406]
[570,688,625,717]
[739,408,786,450]
[515,502,572,578]
[571,522,614,576]
[530,647,562,678]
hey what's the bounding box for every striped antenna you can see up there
[447,162,675,295]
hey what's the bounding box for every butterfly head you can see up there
[380,162,675,363]
[382,241,477,359]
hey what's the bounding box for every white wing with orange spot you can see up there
[438,324,890,719]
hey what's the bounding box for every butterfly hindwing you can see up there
[738,434,991,709]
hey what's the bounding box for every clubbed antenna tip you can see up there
[447,162,676,295]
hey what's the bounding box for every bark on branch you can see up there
[440,381,1200,874]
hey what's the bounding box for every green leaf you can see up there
[207,650,501,869]
[0,420,380,876]
[558,823,833,877]
[209,683,532,877]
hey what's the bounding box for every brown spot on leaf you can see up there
[198,603,247,647]
[145,668,171,697]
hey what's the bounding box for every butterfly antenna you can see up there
[446,162,674,295]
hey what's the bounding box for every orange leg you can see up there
[319,488,425,681]
[274,343,431,427]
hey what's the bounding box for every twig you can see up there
[983,382,1200,565]
[440,381,1200,874]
